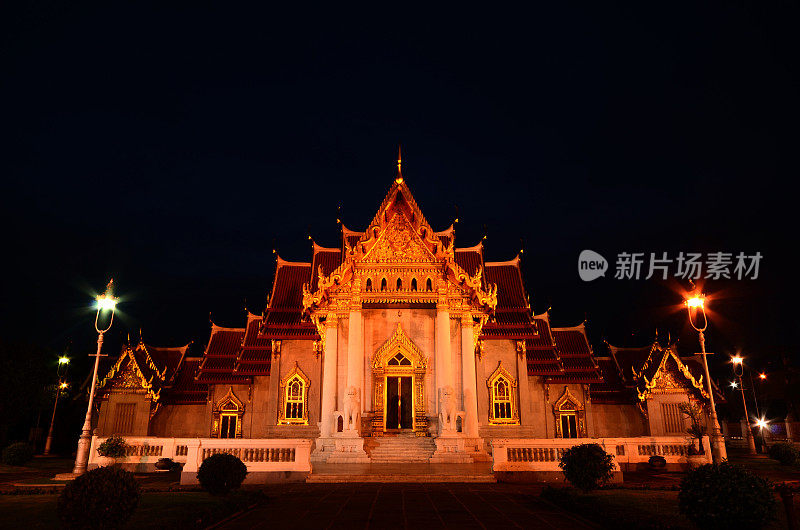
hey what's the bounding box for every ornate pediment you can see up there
[301,178,498,316]
[113,361,147,390]
[362,213,437,263]
[636,345,709,402]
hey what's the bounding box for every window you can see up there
[553,386,586,438]
[365,278,372,292]
[411,278,418,291]
[212,388,244,438]
[492,378,513,420]
[561,413,578,438]
[487,362,519,424]
[381,278,387,291]
[662,403,683,434]
[396,278,402,290]
[285,376,305,421]
[388,353,412,366]
[220,414,237,438]
[113,403,136,434]
[426,278,433,292]
[279,363,311,425]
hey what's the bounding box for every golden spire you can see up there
[395,145,403,183]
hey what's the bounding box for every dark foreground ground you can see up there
[217,482,593,530]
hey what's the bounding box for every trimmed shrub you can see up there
[768,442,798,465]
[197,453,248,496]
[558,443,615,493]
[679,462,776,529]
[155,457,175,470]
[1,442,34,466]
[97,435,127,458]
[57,466,140,529]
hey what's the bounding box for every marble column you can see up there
[435,304,452,430]
[319,313,338,437]
[460,315,479,438]
[347,309,364,417]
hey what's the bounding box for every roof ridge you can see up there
[485,254,521,267]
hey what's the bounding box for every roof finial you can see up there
[395,144,403,183]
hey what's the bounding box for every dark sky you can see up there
[1,3,797,378]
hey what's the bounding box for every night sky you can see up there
[1,4,797,379]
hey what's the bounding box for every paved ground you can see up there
[218,483,596,529]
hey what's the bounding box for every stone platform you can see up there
[306,462,495,483]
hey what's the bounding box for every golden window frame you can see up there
[553,385,586,438]
[487,362,519,425]
[278,362,311,425]
[211,387,244,438]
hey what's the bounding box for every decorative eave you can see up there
[634,344,709,402]
[301,180,497,316]
[97,346,161,404]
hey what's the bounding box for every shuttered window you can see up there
[662,403,683,434]
[113,403,136,434]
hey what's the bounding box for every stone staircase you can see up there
[365,434,436,463]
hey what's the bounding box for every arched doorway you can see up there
[371,324,428,436]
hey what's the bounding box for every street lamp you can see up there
[685,292,727,462]
[43,353,70,455]
[71,280,117,475]
[755,417,770,449]
[731,355,757,455]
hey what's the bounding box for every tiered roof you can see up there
[590,340,723,406]
[97,340,202,407]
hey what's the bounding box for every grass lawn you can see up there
[0,490,263,529]
[542,488,796,530]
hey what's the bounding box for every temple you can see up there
[91,161,721,480]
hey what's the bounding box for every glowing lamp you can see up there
[755,418,768,430]
[95,295,117,311]
[59,382,69,389]
[730,381,738,389]
[58,357,70,365]
[686,295,705,309]
[731,355,743,365]
[759,373,767,380]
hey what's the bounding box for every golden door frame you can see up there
[371,324,429,437]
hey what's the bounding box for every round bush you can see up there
[679,462,776,529]
[768,442,798,466]
[96,435,127,459]
[58,466,140,529]
[197,453,248,496]
[1,442,34,466]
[558,443,615,493]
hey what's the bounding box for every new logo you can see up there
[578,250,608,282]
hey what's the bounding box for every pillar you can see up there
[436,303,452,429]
[460,315,479,438]
[347,309,363,414]
[319,313,338,437]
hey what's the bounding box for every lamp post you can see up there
[71,280,117,476]
[731,355,757,455]
[43,355,70,455]
[685,293,727,462]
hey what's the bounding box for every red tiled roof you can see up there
[205,328,244,357]
[196,326,250,384]
[311,247,343,291]
[549,326,602,383]
[269,258,311,309]
[485,257,528,309]
[590,357,633,404]
[234,315,271,376]
[454,246,483,278]
[163,358,207,404]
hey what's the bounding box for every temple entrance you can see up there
[371,324,429,436]
[385,375,413,430]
